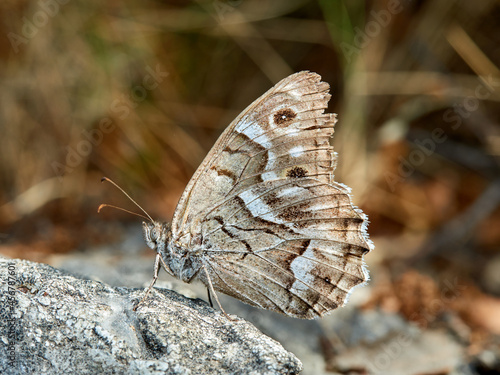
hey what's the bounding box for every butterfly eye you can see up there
[142,222,159,250]
[152,228,160,241]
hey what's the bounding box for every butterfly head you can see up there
[142,221,170,255]
[142,221,201,282]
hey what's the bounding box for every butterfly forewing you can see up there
[169,71,372,318]
[171,72,334,234]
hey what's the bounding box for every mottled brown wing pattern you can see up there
[171,71,335,238]
[170,71,372,318]
[198,179,370,318]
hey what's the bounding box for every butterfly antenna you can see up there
[98,204,151,221]
[100,177,154,222]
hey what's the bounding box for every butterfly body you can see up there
[142,71,373,319]
[143,221,203,283]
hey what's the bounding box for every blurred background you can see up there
[1,0,499,374]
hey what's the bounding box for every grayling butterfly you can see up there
[102,71,373,319]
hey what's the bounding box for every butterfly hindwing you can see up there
[199,178,369,318]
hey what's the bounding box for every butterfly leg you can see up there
[133,252,162,311]
[207,287,214,308]
[202,264,236,321]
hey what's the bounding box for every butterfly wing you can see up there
[170,71,373,318]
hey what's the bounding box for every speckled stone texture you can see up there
[0,257,302,375]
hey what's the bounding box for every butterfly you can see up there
[103,71,373,319]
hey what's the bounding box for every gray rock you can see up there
[0,257,302,375]
[323,309,467,375]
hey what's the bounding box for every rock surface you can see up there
[0,257,302,375]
